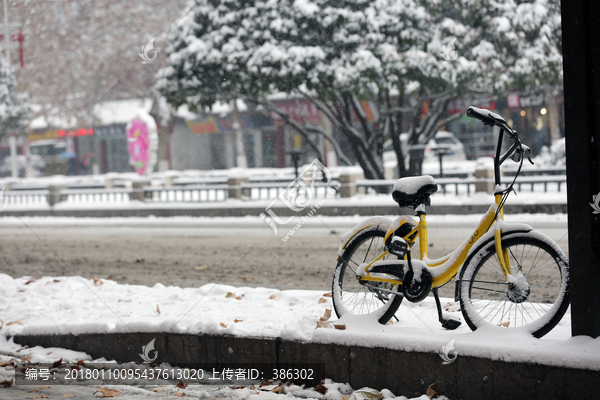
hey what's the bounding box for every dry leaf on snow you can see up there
[314,384,328,394]
[334,324,346,330]
[226,292,234,298]
[271,384,284,394]
[320,309,331,321]
[322,292,333,297]
[0,378,13,387]
[156,305,161,315]
[25,278,36,285]
[176,379,188,388]
[318,298,327,304]
[93,277,104,285]
[316,321,331,328]
[234,319,243,323]
[195,265,208,270]
[93,387,121,397]
[426,383,438,399]
[7,321,24,326]
[269,294,277,299]
[220,322,228,328]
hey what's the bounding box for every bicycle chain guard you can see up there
[402,266,433,303]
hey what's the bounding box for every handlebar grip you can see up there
[467,106,506,127]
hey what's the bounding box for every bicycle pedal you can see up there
[441,319,461,330]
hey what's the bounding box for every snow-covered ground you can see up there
[0,270,597,371]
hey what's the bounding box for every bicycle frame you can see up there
[357,124,522,291]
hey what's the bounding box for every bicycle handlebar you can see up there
[466,106,506,127]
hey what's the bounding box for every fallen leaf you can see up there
[385,320,394,325]
[77,360,87,367]
[0,358,17,367]
[156,305,161,315]
[173,390,186,397]
[93,277,104,285]
[272,384,284,394]
[320,309,331,322]
[21,354,32,362]
[118,299,131,303]
[234,319,243,323]
[25,278,36,285]
[152,388,162,392]
[195,265,208,271]
[27,395,50,399]
[322,292,333,297]
[235,296,242,300]
[18,289,25,292]
[342,396,351,400]
[7,321,23,326]
[499,321,510,327]
[93,388,120,397]
[318,298,327,304]
[53,279,61,283]
[269,294,277,299]
[316,321,331,328]
[176,379,188,388]
[242,277,253,282]
[426,383,437,399]
[226,292,234,298]
[220,322,228,328]
[334,324,346,330]
[35,386,52,391]
[351,388,383,400]
[0,378,13,387]
[52,358,63,368]
[0,321,3,330]
[314,384,328,394]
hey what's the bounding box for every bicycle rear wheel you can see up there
[332,228,403,324]
[458,232,569,338]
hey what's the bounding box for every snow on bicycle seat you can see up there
[392,175,438,208]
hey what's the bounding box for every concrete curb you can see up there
[1,203,567,218]
[13,332,597,399]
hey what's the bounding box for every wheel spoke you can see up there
[462,235,569,338]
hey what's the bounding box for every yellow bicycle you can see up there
[332,106,570,338]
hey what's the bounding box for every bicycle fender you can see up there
[338,216,393,257]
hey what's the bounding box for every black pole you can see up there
[562,0,600,337]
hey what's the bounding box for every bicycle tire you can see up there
[332,228,403,324]
[458,232,570,338]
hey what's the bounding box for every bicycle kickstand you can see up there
[432,288,461,330]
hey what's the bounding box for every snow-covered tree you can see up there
[158,0,563,178]
[0,56,28,138]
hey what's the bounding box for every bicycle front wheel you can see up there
[458,232,570,338]
[332,228,403,324]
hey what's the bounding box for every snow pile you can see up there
[1,274,599,371]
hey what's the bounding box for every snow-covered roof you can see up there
[91,98,153,125]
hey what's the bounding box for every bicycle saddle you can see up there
[392,175,438,208]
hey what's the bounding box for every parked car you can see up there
[383,131,466,167]
[0,154,46,177]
